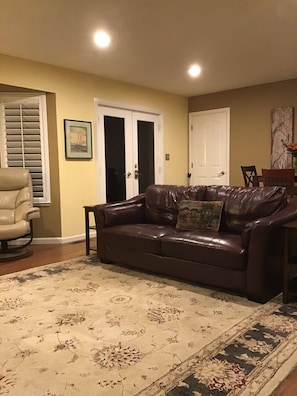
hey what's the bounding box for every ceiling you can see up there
[1,0,297,97]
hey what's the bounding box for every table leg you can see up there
[85,208,90,255]
[283,228,289,303]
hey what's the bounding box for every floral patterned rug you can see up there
[1,256,297,395]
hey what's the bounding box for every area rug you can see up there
[1,256,297,395]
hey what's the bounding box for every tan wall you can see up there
[1,54,188,239]
[189,79,297,186]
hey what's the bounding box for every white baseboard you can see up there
[12,231,97,245]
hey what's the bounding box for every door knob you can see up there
[134,170,143,179]
[127,172,131,178]
[218,171,225,177]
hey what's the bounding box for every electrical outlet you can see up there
[165,153,170,161]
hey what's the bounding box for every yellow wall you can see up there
[189,79,297,186]
[1,54,188,239]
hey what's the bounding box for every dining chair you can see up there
[241,165,259,187]
[261,168,295,195]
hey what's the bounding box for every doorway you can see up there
[189,108,230,185]
[96,103,163,203]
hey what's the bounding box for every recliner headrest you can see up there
[0,168,30,191]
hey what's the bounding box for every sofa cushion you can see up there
[205,185,287,233]
[176,200,224,231]
[161,231,247,271]
[101,224,178,255]
[145,184,206,225]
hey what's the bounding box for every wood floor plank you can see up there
[0,241,86,276]
[271,367,297,396]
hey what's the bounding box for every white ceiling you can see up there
[1,0,297,97]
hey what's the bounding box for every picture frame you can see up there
[64,119,92,160]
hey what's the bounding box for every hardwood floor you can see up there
[0,240,297,395]
[0,240,87,276]
[272,368,297,396]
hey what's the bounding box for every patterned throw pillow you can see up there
[176,200,224,231]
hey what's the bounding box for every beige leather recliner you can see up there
[0,168,40,261]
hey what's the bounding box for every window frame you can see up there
[0,93,51,205]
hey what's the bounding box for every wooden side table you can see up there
[83,205,97,255]
[282,219,297,303]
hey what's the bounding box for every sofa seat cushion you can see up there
[161,231,247,271]
[101,224,178,254]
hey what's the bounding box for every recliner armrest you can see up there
[23,207,40,221]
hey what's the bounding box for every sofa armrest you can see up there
[242,197,297,244]
[94,194,146,231]
[244,197,297,302]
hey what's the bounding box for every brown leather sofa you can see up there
[94,184,297,303]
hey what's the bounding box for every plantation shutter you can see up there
[1,95,51,204]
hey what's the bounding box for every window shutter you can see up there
[1,95,51,204]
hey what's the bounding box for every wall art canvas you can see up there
[271,107,294,169]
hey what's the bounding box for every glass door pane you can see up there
[137,120,155,193]
[104,116,126,202]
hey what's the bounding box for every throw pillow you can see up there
[176,200,224,231]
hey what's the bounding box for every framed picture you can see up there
[64,119,92,159]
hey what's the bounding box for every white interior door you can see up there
[97,105,163,203]
[189,108,230,185]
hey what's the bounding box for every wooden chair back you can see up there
[241,165,259,187]
[262,168,295,195]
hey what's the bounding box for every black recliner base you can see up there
[0,238,33,262]
[0,247,32,262]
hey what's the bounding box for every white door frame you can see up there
[94,98,164,203]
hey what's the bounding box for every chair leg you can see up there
[1,241,8,251]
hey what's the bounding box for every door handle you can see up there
[134,170,143,179]
[218,171,225,177]
[126,172,132,178]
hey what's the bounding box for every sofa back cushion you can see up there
[145,185,206,225]
[205,185,287,233]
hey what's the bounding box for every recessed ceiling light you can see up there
[188,64,201,78]
[94,31,111,48]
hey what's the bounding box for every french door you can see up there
[97,105,163,203]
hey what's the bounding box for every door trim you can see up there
[94,98,164,203]
[94,98,162,115]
